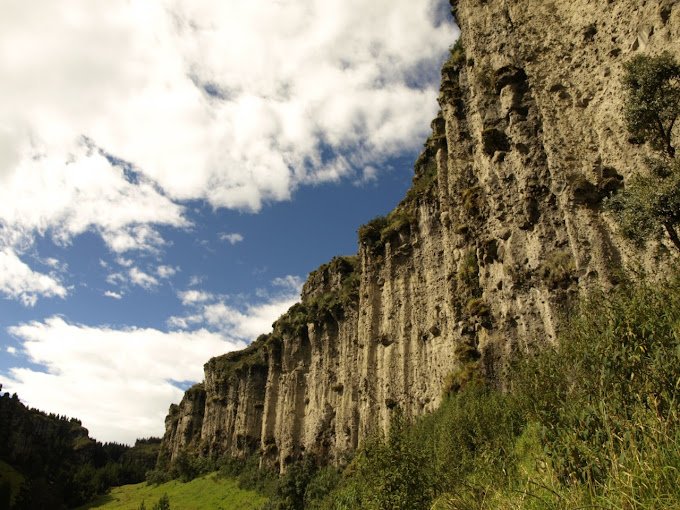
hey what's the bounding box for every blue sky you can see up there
[0,0,456,443]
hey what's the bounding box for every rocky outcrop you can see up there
[159,0,680,471]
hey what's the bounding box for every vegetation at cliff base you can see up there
[269,270,680,509]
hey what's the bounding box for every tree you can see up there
[609,53,680,251]
[623,52,680,157]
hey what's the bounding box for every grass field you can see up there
[80,473,268,510]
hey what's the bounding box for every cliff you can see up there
[158,0,680,471]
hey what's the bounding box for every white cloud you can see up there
[102,225,170,254]
[44,257,63,270]
[0,248,67,306]
[6,346,17,355]
[202,298,299,339]
[0,0,454,256]
[157,265,178,279]
[3,316,245,443]
[115,257,134,268]
[177,289,213,305]
[106,272,126,286]
[129,267,159,289]
[106,264,175,291]
[171,276,302,339]
[188,275,204,287]
[0,146,188,252]
[219,233,244,245]
[354,165,379,186]
[104,290,123,299]
[272,275,304,294]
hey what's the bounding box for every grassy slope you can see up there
[79,473,268,510]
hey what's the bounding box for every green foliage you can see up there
[447,38,465,69]
[539,250,576,289]
[302,466,341,509]
[607,159,680,249]
[0,460,24,507]
[358,208,415,254]
[441,362,480,395]
[229,455,277,496]
[169,451,203,483]
[152,494,170,510]
[405,157,438,205]
[515,274,680,489]
[268,456,318,510]
[325,412,435,510]
[279,256,360,327]
[611,52,680,250]
[623,52,680,157]
[145,469,171,486]
[458,248,480,297]
[358,215,388,249]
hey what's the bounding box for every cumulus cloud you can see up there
[3,317,246,443]
[128,267,159,289]
[272,275,305,293]
[0,0,454,259]
[177,289,213,305]
[202,298,299,339]
[0,248,68,306]
[101,225,169,254]
[104,290,123,299]
[219,233,244,245]
[156,265,178,279]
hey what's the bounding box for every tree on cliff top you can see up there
[609,52,680,251]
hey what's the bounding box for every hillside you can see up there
[0,388,159,509]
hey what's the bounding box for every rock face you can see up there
[158,0,680,471]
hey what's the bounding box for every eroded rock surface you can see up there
[159,0,680,471]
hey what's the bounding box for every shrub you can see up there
[358,216,388,250]
[539,250,576,289]
[623,52,680,157]
[609,52,680,250]
[458,248,480,296]
[514,270,680,493]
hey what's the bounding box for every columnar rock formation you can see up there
[158,0,680,471]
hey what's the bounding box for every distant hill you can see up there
[0,387,160,509]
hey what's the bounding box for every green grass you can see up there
[79,472,268,510]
